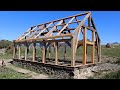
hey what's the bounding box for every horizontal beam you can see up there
[14,34,73,43]
[82,25,96,32]
[86,41,94,45]
[36,11,90,27]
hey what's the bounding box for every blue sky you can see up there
[0,11,119,44]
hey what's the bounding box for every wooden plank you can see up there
[83,27,87,65]
[35,22,53,38]
[45,20,63,37]
[55,42,58,65]
[92,31,95,64]
[57,17,75,35]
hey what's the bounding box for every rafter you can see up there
[35,22,53,38]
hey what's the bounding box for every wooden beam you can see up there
[99,43,101,62]
[82,25,95,32]
[45,20,63,37]
[13,44,16,58]
[35,22,53,38]
[73,12,91,35]
[32,43,36,61]
[29,25,44,38]
[17,27,32,40]
[57,17,75,35]
[86,41,94,45]
[71,37,75,66]
[55,42,58,65]
[64,46,66,60]
[73,13,91,53]
[83,27,87,65]
[19,27,37,40]
[15,34,73,43]
[42,42,46,63]
[49,46,51,59]
[36,11,90,27]
[18,44,21,59]
[92,31,95,64]
[25,44,28,60]
[88,15,91,27]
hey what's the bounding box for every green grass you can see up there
[101,45,120,57]
[0,53,12,59]
[102,71,120,79]
[1,44,120,60]
[0,67,27,79]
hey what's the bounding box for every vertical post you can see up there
[48,46,51,59]
[71,37,75,66]
[98,42,101,62]
[42,42,46,63]
[25,43,28,60]
[64,45,66,60]
[18,44,21,59]
[83,27,87,65]
[32,43,35,61]
[55,42,58,65]
[13,43,16,58]
[92,31,95,64]
[88,15,91,27]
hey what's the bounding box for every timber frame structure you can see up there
[13,11,101,68]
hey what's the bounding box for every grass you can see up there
[0,67,27,79]
[113,58,120,65]
[102,71,120,79]
[101,45,120,57]
[0,53,12,59]
[1,45,120,61]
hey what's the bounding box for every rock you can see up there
[0,60,6,67]
[106,43,111,48]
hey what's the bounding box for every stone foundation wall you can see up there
[12,59,97,79]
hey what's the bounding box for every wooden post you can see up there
[83,27,87,65]
[18,44,21,59]
[42,42,46,63]
[64,45,66,60]
[32,43,35,61]
[25,44,28,60]
[71,37,75,66]
[98,42,101,62]
[55,42,58,65]
[13,44,16,58]
[48,46,51,59]
[92,31,95,64]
